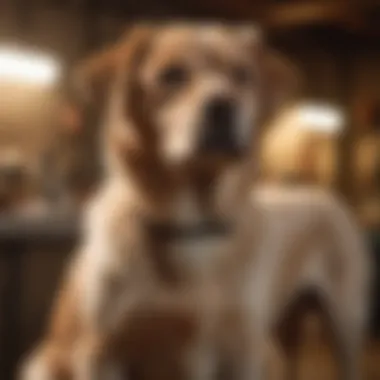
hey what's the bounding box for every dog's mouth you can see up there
[197,144,247,160]
[192,147,248,170]
[196,122,248,161]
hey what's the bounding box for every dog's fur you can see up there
[20,23,371,380]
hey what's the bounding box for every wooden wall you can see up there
[0,2,379,197]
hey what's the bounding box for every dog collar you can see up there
[145,219,232,241]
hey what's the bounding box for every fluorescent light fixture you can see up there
[298,102,344,134]
[0,45,60,85]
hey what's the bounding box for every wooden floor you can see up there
[266,313,380,380]
[268,340,380,380]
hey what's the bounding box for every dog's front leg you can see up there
[218,340,263,380]
[227,313,265,380]
[235,338,264,380]
[74,251,141,380]
[185,339,217,380]
[75,334,119,380]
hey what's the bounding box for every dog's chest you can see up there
[167,192,232,276]
[167,236,230,278]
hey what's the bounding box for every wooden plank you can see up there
[261,2,351,29]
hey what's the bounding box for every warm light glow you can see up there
[298,103,344,134]
[0,45,60,85]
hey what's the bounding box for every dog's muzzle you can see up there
[198,96,242,156]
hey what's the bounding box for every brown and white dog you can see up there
[20,22,371,380]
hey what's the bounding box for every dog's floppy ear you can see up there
[73,24,155,105]
[236,26,298,112]
[73,44,122,104]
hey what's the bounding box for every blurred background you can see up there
[0,0,379,379]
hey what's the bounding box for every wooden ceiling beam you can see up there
[260,2,352,29]
[171,0,261,20]
[189,0,380,31]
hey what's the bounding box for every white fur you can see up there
[243,185,371,380]
[19,350,50,380]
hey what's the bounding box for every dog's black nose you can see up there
[199,96,238,154]
[206,97,235,128]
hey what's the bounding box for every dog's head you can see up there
[76,23,295,169]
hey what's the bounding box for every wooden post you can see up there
[335,37,357,205]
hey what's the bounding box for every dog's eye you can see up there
[158,65,188,87]
[232,66,253,86]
